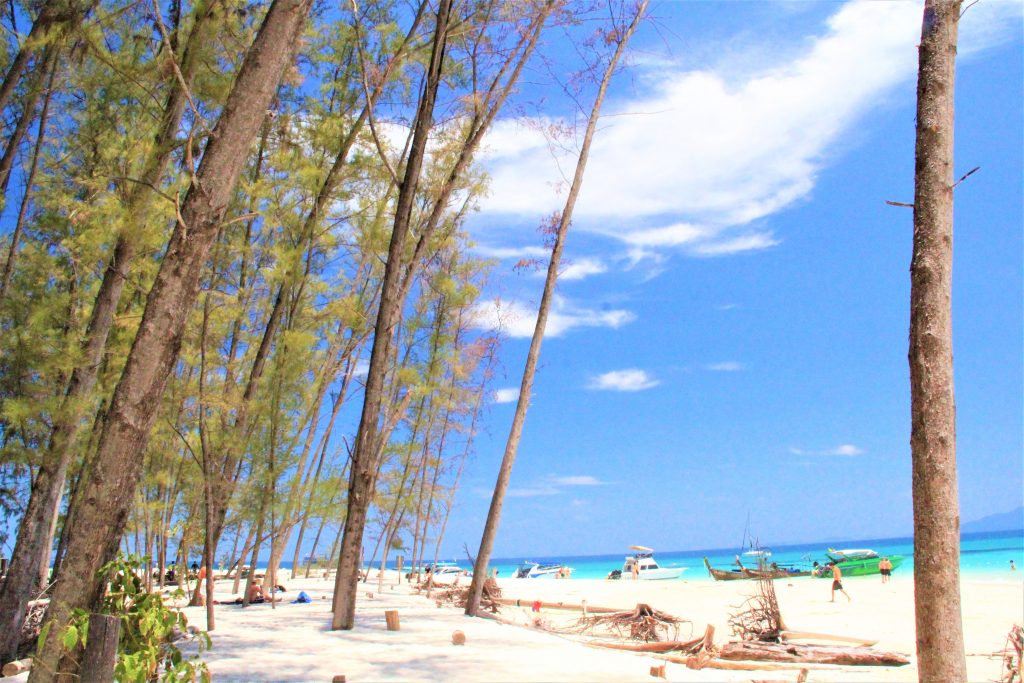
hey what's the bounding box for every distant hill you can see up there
[962,506,1024,534]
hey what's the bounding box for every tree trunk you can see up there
[0,59,54,303]
[465,1,647,616]
[330,0,452,632]
[28,0,312,678]
[0,5,219,659]
[908,1,966,682]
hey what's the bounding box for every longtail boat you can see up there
[811,549,905,578]
[740,565,811,579]
[703,557,747,581]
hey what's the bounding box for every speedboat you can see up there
[427,562,469,577]
[608,546,685,580]
[514,561,571,578]
[811,549,904,577]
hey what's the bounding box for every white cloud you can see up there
[493,387,520,404]
[469,296,635,338]
[790,444,864,457]
[506,486,560,498]
[476,1,1016,259]
[587,369,660,392]
[472,244,550,260]
[558,258,608,281]
[548,475,605,487]
[706,361,743,372]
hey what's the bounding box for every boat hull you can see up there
[622,567,684,580]
[704,557,749,581]
[813,555,904,578]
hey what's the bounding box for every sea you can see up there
[276,529,1023,581]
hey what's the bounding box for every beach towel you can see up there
[291,591,312,604]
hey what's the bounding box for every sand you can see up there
[155,569,1022,682]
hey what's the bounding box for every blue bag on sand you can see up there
[291,591,311,604]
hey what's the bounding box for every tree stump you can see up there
[331,675,346,683]
[452,630,466,645]
[81,613,120,683]
[385,610,400,631]
[649,663,666,678]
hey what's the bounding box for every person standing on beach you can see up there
[1011,560,1016,571]
[879,557,892,584]
[830,563,851,602]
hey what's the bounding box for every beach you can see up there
[145,569,1023,682]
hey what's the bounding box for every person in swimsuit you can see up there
[830,562,851,602]
[878,557,890,583]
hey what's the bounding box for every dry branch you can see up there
[574,603,687,643]
[717,641,910,666]
[433,578,502,613]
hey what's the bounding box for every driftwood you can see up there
[718,641,910,666]
[495,597,619,614]
[780,629,877,647]
[2,658,32,676]
[729,575,784,642]
[660,653,819,672]
[587,636,705,654]
[575,603,686,642]
[1002,624,1023,683]
[433,578,502,613]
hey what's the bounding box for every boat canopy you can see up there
[828,548,879,560]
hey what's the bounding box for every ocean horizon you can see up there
[269,528,1023,581]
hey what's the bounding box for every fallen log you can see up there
[2,658,32,676]
[780,629,877,647]
[658,654,821,672]
[495,597,619,613]
[587,636,704,653]
[718,641,909,666]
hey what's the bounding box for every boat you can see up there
[513,561,571,579]
[811,549,905,578]
[608,546,685,580]
[426,561,469,577]
[739,561,811,579]
[703,557,748,581]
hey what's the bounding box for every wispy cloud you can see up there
[469,296,635,338]
[477,1,1018,260]
[558,258,608,281]
[706,361,744,372]
[548,475,605,487]
[493,387,520,404]
[506,486,560,498]
[587,369,660,392]
[789,444,864,457]
[472,244,550,260]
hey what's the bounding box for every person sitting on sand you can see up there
[830,563,851,603]
[248,582,269,603]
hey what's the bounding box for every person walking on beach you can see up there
[830,563,851,602]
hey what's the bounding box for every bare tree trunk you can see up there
[0,5,221,660]
[465,0,647,616]
[330,0,452,632]
[29,0,312,677]
[908,2,966,681]
[0,59,54,302]
[0,0,97,116]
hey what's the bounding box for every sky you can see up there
[428,0,1023,560]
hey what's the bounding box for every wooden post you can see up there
[80,613,120,683]
[384,610,400,631]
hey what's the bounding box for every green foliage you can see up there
[52,554,210,682]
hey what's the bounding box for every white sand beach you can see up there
[153,570,1022,682]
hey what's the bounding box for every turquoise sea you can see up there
[312,529,1023,582]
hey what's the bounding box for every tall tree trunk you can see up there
[0,5,220,659]
[908,1,966,681]
[330,0,452,632]
[0,58,54,302]
[465,0,647,616]
[0,0,98,116]
[29,1,312,677]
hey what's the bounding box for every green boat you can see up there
[812,548,905,577]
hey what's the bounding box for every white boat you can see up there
[514,561,572,578]
[610,546,685,580]
[427,562,469,577]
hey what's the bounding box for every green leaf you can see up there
[62,624,79,650]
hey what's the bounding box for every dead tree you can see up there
[908,1,967,681]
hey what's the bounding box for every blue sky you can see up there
[436,0,1023,559]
